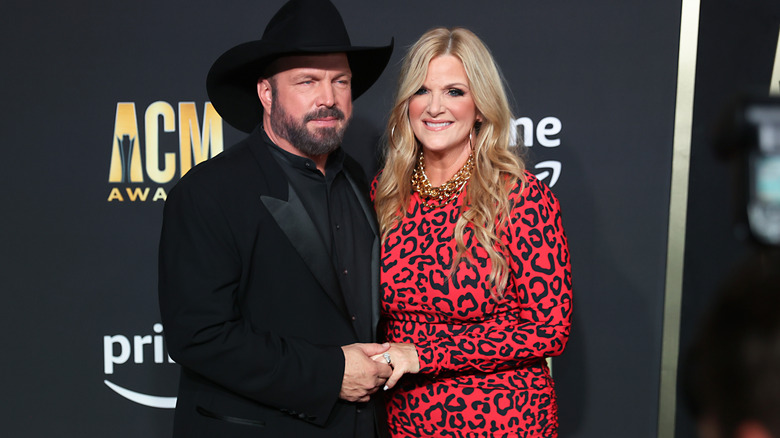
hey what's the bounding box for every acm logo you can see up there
[107,101,224,202]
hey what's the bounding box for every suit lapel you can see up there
[247,129,350,318]
[344,170,378,236]
[343,169,381,339]
[260,184,349,319]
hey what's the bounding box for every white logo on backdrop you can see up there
[103,380,177,408]
[103,323,177,409]
[510,116,564,187]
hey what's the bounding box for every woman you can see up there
[372,27,573,437]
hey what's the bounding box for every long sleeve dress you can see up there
[376,172,572,438]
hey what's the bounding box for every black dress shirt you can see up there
[263,131,376,437]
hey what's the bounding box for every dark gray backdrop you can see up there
[1,1,690,436]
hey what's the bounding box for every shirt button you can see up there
[356,408,362,413]
[335,224,341,230]
[351,315,356,321]
[343,269,348,275]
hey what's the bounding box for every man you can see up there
[158,1,394,436]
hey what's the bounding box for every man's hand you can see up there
[339,343,392,402]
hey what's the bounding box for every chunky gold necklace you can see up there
[411,150,474,208]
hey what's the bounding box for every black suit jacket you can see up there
[158,127,381,437]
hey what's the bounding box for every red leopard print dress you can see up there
[374,172,572,438]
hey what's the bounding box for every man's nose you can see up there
[316,83,336,107]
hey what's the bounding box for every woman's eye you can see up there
[414,87,428,96]
[448,88,465,97]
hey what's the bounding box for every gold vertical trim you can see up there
[771,27,780,95]
[658,1,701,437]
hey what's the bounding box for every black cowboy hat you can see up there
[206,0,394,133]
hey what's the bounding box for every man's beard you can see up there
[270,101,349,156]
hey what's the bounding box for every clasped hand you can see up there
[370,342,420,390]
[340,343,393,403]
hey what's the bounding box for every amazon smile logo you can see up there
[103,323,178,409]
[533,160,562,187]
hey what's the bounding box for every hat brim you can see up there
[207,39,394,133]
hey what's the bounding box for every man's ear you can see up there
[257,78,273,113]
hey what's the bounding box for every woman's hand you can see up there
[371,342,421,390]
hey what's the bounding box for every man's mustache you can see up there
[304,107,345,123]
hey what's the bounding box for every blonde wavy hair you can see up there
[375,27,526,298]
